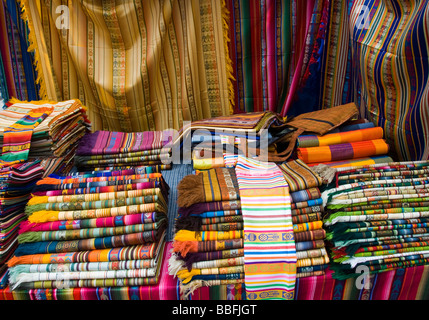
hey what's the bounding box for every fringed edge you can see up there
[180,279,211,299]
[167,250,185,277]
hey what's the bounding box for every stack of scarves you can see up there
[168,167,245,296]
[296,122,392,168]
[5,168,170,290]
[0,160,45,288]
[74,130,173,172]
[2,99,91,176]
[277,159,330,278]
[323,160,429,280]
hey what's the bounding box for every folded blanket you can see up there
[297,139,389,164]
[297,126,384,148]
[177,168,239,208]
[278,159,323,192]
[76,130,172,156]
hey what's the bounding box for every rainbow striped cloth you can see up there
[235,156,296,300]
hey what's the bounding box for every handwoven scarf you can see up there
[297,255,330,268]
[307,155,394,169]
[172,238,244,257]
[88,164,171,171]
[76,130,172,156]
[295,240,326,252]
[27,202,166,224]
[25,193,166,214]
[33,183,164,197]
[172,248,245,271]
[176,265,244,284]
[278,159,323,192]
[175,211,242,231]
[296,126,384,148]
[297,139,390,164]
[36,172,163,184]
[18,221,167,243]
[75,147,171,161]
[235,156,297,300]
[177,200,241,217]
[65,165,169,177]
[177,167,239,208]
[291,198,323,210]
[19,212,165,234]
[292,212,323,224]
[13,228,166,256]
[28,188,165,206]
[0,107,53,168]
[7,242,163,267]
[294,229,326,242]
[290,188,321,203]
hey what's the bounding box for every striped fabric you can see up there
[296,127,384,148]
[349,0,429,161]
[0,107,53,167]
[278,159,323,192]
[20,0,232,132]
[235,156,296,300]
[297,139,390,164]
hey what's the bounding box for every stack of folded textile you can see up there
[176,111,293,170]
[2,99,91,176]
[323,160,429,280]
[5,168,170,291]
[278,159,330,278]
[296,123,392,169]
[74,130,173,172]
[0,161,45,288]
[168,167,244,296]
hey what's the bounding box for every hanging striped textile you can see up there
[349,0,429,161]
[235,156,296,300]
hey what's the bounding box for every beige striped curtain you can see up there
[20,0,233,132]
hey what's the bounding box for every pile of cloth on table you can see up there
[277,159,330,278]
[5,167,170,290]
[168,167,244,296]
[74,130,173,172]
[2,99,91,176]
[322,160,429,280]
[173,111,294,170]
[0,161,45,288]
[295,119,392,169]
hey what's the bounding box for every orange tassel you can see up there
[172,241,198,257]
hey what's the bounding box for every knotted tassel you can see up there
[17,232,42,244]
[7,255,34,267]
[312,164,337,184]
[177,174,205,208]
[36,177,62,185]
[172,241,198,257]
[174,216,202,231]
[25,203,48,215]
[176,269,200,284]
[28,210,59,223]
[18,220,39,234]
[167,252,185,277]
[27,196,49,206]
[181,279,211,299]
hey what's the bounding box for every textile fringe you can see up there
[7,256,32,267]
[172,241,198,257]
[18,220,39,234]
[167,251,185,277]
[17,232,41,244]
[27,196,49,206]
[312,164,337,184]
[181,280,211,299]
[27,210,59,223]
[177,174,205,208]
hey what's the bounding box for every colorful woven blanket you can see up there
[235,156,296,300]
[278,159,323,192]
[297,139,390,164]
